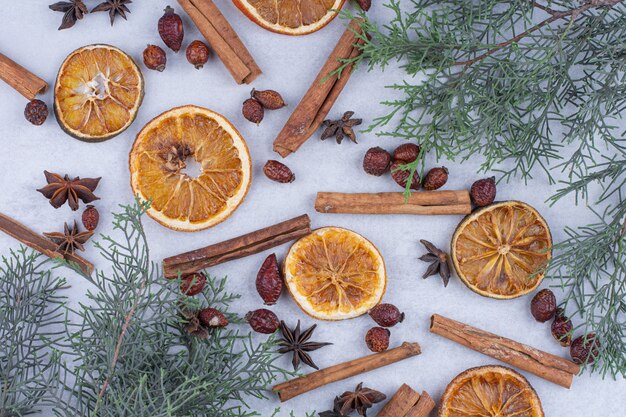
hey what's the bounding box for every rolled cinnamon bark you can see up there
[0,52,47,100]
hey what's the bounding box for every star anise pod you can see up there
[419,239,451,286]
[44,221,94,254]
[37,171,101,211]
[319,397,346,417]
[321,111,362,144]
[337,383,386,417]
[180,307,209,339]
[278,320,331,371]
[92,0,132,25]
[49,0,88,30]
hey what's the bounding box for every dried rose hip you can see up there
[356,0,371,11]
[422,167,449,190]
[470,177,497,207]
[24,99,48,126]
[369,303,404,327]
[390,161,420,190]
[251,89,286,110]
[570,333,600,365]
[365,327,390,352]
[363,147,391,176]
[81,205,100,231]
[551,308,573,347]
[186,40,210,69]
[246,308,280,334]
[158,6,184,52]
[263,160,295,183]
[256,253,283,305]
[180,273,206,296]
[143,44,167,72]
[198,307,228,328]
[242,98,264,124]
[393,143,420,163]
[530,289,557,322]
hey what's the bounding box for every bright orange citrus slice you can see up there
[439,366,544,417]
[451,201,551,299]
[54,44,144,142]
[284,227,386,320]
[232,0,346,35]
[129,106,251,232]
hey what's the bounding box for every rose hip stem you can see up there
[272,341,421,402]
[163,214,310,278]
[0,52,48,100]
[0,212,93,276]
[315,191,472,215]
[177,0,261,84]
[430,314,580,388]
[272,19,366,157]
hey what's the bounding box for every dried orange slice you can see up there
[451,201,551,299]
[232,0,346,35]
[439,365,544,417]
[284,227,386,320]
[54,44,144,142]
[129,106,251,232]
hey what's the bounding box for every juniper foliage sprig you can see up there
[53,200,290,417]
[0,249,66,416]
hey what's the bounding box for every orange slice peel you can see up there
[129,105,251,232]
[284,227,386,320]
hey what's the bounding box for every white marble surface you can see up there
[1,1,624,416]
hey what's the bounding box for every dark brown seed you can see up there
[251,89,286,110]
[365,327,390,352]
[356,0,372,11]
[180,273,206,296]
[570,333,600,365]
[470,177,497,206]
[392,143,420,163]
[246,309,280,334]
[81,205,100,231]
[390,161,420,190]
[186,40,210,69]
[24,99,48,126]
[551,308,573,346]
[242,98,264,124]
[198,307,228,328]
[158,6,184,52]
[256,253,283,305]
[363,147,392,176]
[530,289,557,322]
[143,44,167,72]
[422,166,449,190]
[263,160,295,183]
[369,304,404,327]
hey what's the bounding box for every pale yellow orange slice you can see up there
[54,44,143,142]
[451,201,552,299]
[232,0,346,35]
[284,227,386,320]
[129,106,251,232]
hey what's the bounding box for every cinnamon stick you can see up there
[273,341,421,402]
[178,0,261,84]
[163,214,310,278]
[376,384,421,417]
[0,52,48,100]
[430,314,580,388]
[315,191,472,215]
[405,391,435,417]
[0,212,94,276]
[273,20,365,157]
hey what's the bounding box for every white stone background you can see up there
[1,1,625,416]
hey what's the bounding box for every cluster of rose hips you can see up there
[242,89,287,125]
[143,6,211,73]
[174,272,230,334]
[364,303,405,353]
[246,253,284,334]
[530,288,600,365]
[362,144,449,191]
